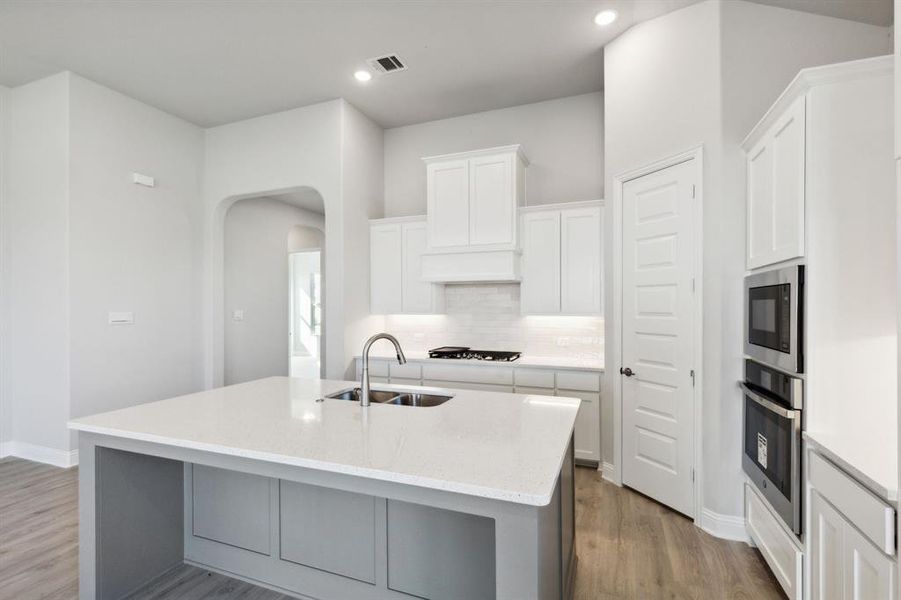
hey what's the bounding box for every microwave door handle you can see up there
[740,382,797,419]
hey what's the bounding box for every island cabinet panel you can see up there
[387,500,496,600]
[97,448,184,600]
[279,481,377,584]
[192,465,271,555]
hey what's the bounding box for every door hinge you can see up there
[690,370,695,386]
[690,184,696,198]
[691,468,695,482]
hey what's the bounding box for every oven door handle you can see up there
[740,382,798,419]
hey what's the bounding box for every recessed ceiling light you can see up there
[354,70,372,82]
[594,9,618,26]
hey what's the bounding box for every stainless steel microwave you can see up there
[744,265,804,373]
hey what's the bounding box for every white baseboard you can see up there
[2,441,78,468]
[699,508,750,543]
[601,461,618,484]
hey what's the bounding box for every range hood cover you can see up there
[420,248,521,283]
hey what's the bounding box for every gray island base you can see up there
[77,431,575,600]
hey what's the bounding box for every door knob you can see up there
[620,367,636,377]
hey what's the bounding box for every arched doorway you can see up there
[221,189,325,385]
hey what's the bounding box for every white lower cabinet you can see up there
[353,359,602,464]
[807,448,896,600]
[566,390,600,463]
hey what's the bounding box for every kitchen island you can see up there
[69,376,580,600]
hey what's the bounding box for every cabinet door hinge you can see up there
[690,370,695,387]
[691,468,695,482]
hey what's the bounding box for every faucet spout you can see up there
[360,333,406,407]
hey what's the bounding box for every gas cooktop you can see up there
[428,347,522,362]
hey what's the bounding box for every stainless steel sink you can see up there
[381,392,453,407]
[324,386,453,407]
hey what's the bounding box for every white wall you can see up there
[0,83,9,453]
[204,99,383,383]
[339,101,386,370]
[603,0,891,522]
[224,198,324,384]
[0,72,206,461]
[383,93,604,216]
[203,100,344,384]
[2,73,72,456]
[67,74,205,420]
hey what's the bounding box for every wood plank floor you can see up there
[0,458,783,599]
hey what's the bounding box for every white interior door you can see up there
[621,158,697,517]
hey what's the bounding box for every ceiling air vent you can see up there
[367,54,407,74]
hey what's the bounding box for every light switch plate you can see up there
[233,309,245,321]
[108,311,134,325]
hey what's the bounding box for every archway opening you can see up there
[222,189,325,385]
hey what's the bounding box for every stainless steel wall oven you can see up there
[741,359,803,534]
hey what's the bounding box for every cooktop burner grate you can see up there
[428,347,522,362]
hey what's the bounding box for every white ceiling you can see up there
[0,0,891,129]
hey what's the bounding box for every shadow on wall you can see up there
[222,188,325,385]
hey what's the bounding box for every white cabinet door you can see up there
[370,223,403,314]
[560,206,602,314]
[401,221,439,313]
[469,153,515,246]
[811,491,845,600]
[521,211,560,314]
[747,95,805,269]
[469,154,516,246]
[844,523,895,600]
[427,159,470,248]
[564,390,600,463]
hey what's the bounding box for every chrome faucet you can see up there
[360,333,407,407]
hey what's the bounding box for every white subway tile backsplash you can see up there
[385,283,603,360]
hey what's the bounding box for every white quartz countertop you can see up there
[357,351,605,372]
[69,377,581,506]
[803,430,898,504]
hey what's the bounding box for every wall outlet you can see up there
[233,309,245,322]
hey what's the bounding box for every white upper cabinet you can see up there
[424,145,527,251]
[746,95,806,270]
[426,159,470,248]
[370,217,443,315]
[401,221,441,314]
[370,222,403,314]
[469,152,516,246]
[561,206,603,314]
[520,202,603,316]
[521,210,561,314]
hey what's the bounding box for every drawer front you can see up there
[808,450,895,556]
[421,364,514,386]
[390,362,422,380]
[422,380,513,394]
[745,484,803,600]
[515,369,555,389]
[556,371,600,392]
[355,359,390,378]
[515,386,557,396]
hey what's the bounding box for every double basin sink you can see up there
[324,385,454,407]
